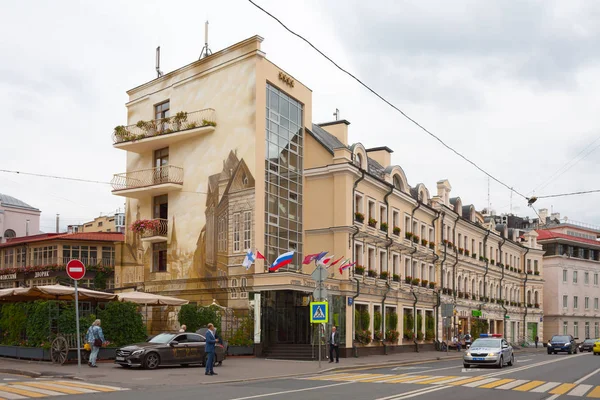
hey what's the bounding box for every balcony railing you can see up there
[112,108,216,144]
[111,166,184,192]
[141,219,168,241]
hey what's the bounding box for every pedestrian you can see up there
[205,323,217,376]
[86,319,105,368]
[179,324,187,333]
[328,326,340,363]
[535,335,539,348]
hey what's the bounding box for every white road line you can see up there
[530,381,561,393]
[10,384,65,396]
[517,359,532,362]
[567,384,593,397]
[431,377,471,385]
[30,382,97,394]
[0,389,27,399]
[574,366,600,384]
[375,386,450,400]
[463,378,498,387]
[228,381,353,400]
[495,379,529,390]
[352,374,395,381]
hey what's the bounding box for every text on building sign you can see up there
[279,72,295,87]
[34,271,50,278]
[0,273,17,280]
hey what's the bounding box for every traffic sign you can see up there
[310,301,328,323]
[504,315,510,319]
[313,286,328,300]
[442,304,454,318]
[311,265,327,282]
[66,259,86,281]
[348,297,354,306]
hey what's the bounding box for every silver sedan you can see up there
[463,336,514,368]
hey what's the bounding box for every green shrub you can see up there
[177,304,222,334]
[387,312,398,330]
[360,310,370,331]
[228,315,254,346]
[98,302,147,347]
[374,311,382,331]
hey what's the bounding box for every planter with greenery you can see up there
[465,249,470,256]
[429,243,435,249]
[527,270,533,274]
[367,269,378,278]
[534,271,540,276]
[472,253,477,259]
[405,276,412,284]
[403,312,414,340]
[379,271,389,280]
[355,212,365,223]
[421,279,428,288]
[130,219,160,235]
[385,329,400,343]
[354,265,365,275]
[491,259,495,265]
[429,281,436,289]
[412,235,420,244]
[406,232,413,240]
[380,222,388,232]
[393,226,401,236]
[421,239,428,246]
[411,278,420,286]
[368,218,377,228]
[458,248,464,255]
[355,330,372,345]
[392,274,400,282]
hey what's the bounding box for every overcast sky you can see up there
[2,0,599,233]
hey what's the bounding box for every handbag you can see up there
[93,338,102,347]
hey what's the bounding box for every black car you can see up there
[548,334,578,354]
[579,338,597,352]
[115,332,225,369]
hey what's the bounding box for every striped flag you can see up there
[339,260,356,275]
[326,256,344,268]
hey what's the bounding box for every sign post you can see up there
[66,259,86,373]
[310,262,328,369]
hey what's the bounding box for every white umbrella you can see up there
[117,291,189,306]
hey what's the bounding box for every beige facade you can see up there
[69,213,125,234]
[112,35,545,356]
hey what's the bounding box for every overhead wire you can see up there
[247,0,528,200]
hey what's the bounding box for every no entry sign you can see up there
[66,259,86,281]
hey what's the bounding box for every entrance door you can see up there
[261,291,311,345]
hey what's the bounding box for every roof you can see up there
[0,232,124,248]
[536,229,600,247]
[0,193,40,212]
[307,124,346,154]
[367,157,386,179]
[366,146,394,154]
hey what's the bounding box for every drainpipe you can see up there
[498,236,507,337]
[382,281,391,353]
[481,230,491,307]
[382,183,394,344]
[409,200,422,352]
[412,289,419,353]
[522,247,530,343]
[352,275,361,357]
[351,169,365,357]
[451,217,459,337]
[431,211,441,344]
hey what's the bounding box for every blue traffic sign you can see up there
[348,297,354,306]
[310,301,328,323]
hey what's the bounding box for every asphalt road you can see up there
[5,352,600,400]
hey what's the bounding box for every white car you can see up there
[463,334,514,368]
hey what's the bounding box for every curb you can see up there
[0,368,42,378]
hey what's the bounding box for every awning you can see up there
[0,284,117,302]
[117,291,189,306]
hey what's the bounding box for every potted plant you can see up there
[355,212,365,223]
[458,292,464,299]
[491,259,495,265]
[421,239,428,246]
[465,249,470,256]
[385,329,400,344]
[354,265,365,275]
[367,269,378,278]
[527,303,533,308]
[417,331,424,341]
[368,218,377,228]
[380,271,389,280]
[411,278,420,286]
[429,243,435,249]
[534,271,540,276]
[534,303,540,308]
[405,276,412,284]
[527,270,533,274]
[472,253,477,259]
[518,269,522,273]
[465,293,470,299]
[392,274,400,282]
[443,239,449,245]
[429,281,435,289]
[374,330,383,342]
[458,248,464,255]
[421,279,428,288]
[380,222,388,232]
[393,226,401,236]
[413,235,420,244]
[406,232,413,240]
[479,256,485,261]
[130,219,160,235]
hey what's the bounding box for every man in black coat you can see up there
[329,326,340,363]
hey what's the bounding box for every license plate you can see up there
[473,357,485,361]
[116,357,125,361]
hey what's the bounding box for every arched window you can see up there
[457,277,462,292]
[464,277,468,293]
[479,281,483,296]
[527,291,532,304]
[393,175,403,191]
[355,153,363,169]
[534,291,539,305]
[471,279,475,294]
[3,229,16,238]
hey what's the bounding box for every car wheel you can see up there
[507,354,514,366]
[144,352,160,370]
[498,356,504,369]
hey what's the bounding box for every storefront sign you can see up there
[34,271,51,278]
[0,273,17,281]
[279,72,295,87]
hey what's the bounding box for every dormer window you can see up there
[355,153,363,169]
[393,175,402,191]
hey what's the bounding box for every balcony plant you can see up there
[498,263,504,268]
[497,300,504,305]
[518,269,522,273]
[534,271,540,276]
[355,212,365,223]
[393,226,401,236]
[171,111,188,130]
[479,256,484,261]
[368,218,377,228]
[458,248,464,255]
[354,265,365,275]
[392,274,400,282]
[472,253,477,259]
[464,293,470,299]
[490,259,495,265]
[421,239,428,246]
[465,249,470,256]
[411,278,420,286]
[379,271,389,280]
[202,119,217,127]
[380,222,389,232]
[429,281,435,289]
[484,257,489,263]
[417,331,424,341]
[405,276,412,284]
[374,330,383,342]
[527,270,533,275]
[429,243,435,250]
[385,329,400,343]
[534,303,540,308]
[421,279,428,288]
[355,330,372,345]
[413,235,420,244]
[490,298,496,303]
[527,303,533,308]
[131,219,160,234]
[458,292,464,299]
[406,232,413,240]
[367,269,378,278]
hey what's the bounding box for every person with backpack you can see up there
[86,319,105,368]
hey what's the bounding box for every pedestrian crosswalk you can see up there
[302,373,600,397]
[0,380,128,398]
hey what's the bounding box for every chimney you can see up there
[56,214,60,233]
[317,120,350,146]
[26,219,30,236]
[538,208,548,225]
[436,180,452,206]
[366,147,393,169]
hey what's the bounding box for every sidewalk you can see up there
[0,347,546,387]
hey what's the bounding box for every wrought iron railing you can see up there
[141,219,168,239]
[111,166,184,191]
[112,108,216,144]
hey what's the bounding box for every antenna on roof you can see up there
[199,21,213,59]
[156,46,163,78]
[333,108,340,120]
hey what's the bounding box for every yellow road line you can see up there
[384,375,429,383]
[360,375,404,383]
[586,386,600,398]
[56,381,120,392]
[18,382,86,395]
[0,385,47,398]
[513,380,546,392]
[479,379,515,389]
[448,376,486,386]
[549,383,576,395]
[333,374,384,381]
[415,376,459,384]
[308,373,358,380]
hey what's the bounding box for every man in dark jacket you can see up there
[329,326,340,363]
[205,323,217,376]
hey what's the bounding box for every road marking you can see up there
[383,375,429,383]
[479,379,514,389]
[463,378,498,387]
[0,388,25,399]
[461,368,482,372]
[575,366,600,384]
[228,381,354,400]
[517,359,532,362]
[304,373,360,380]
[513,380,545,391]
[18,382,89,395]
[448,376,486,386]
[568,384,593,397]
[359,375,400,383]
[386,386,449,400]
[375,386,449,400]
[0,386,46,398]
[587,386,600,398]
[496,380,529,390]
[530,381,561,393]
[391,367,430,371]
[549,383,577,395]
[56,381,125,392]
[414,376,459,384]
[8,385,61,396]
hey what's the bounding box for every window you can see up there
[233,214,241,252]
[64,245,98,264]
[3,249,14,269]
[534,260,539,272]
[574,296,579,309]
[585,272,590,284]
[404,216,411,234]
[392,254,399,276]
[380,205,387,224]
[15,247,26,267]
[240,277,248,299]
[404,258,411,278]
[3,229,16,239]
[98,222,103,227]
[368,200,375,222]
[152,243,167,272]
[243,211,252,250]
[368,248,375,271]
[429,265,435,282]
[155,100,170,120]
[563,321,568,335]
[563,270,568,283]
[101,246,115,266]
[393,175,403,190]
[573,271,578,284]
[595,274,599,286]
[574,322,579,339]
[355,193,364,214]
[596,298,599,310]
[32,246,58,266]
[586,322,590,339]
[392,210,399,231]
[153,194,168,220]
[355,153,363,168]
[355,243,363,267]
[563,295,568,308]
[596,322,599,339]
[585,297,590,310]
[379,251,387,273]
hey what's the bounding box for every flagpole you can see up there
[315,257,321,369]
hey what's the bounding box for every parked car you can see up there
[464,334,514,369]
[579,338,597,352]
[115,332,225,369]
[548,335,578,354]
[593,340,600,355]
[196,327,228,364]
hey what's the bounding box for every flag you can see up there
[319,255,334,266]
[256,250,266,260]
[242,249,256,270]
[270,251,295,272]
[302,253,320,265]
[328,256,344,268]
[336,259,350,274]
[339,260,356,275]
[315,251,328,261]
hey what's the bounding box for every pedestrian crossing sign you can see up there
[310,301,328,323]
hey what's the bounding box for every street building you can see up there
[0,193,41,242]
[68,211,126,234]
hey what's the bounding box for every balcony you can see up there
[112,108,217,153]
[111,166,183,198]
[140,219,168,243]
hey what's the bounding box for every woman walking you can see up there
[86,319,105,368]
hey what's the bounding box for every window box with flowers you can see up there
[380,222,388,232]
[379,271,389,280]
[421,239,428,246]
[527,270,533,275]
[392,274,400,282]
[479,256,485,261]
[518,269,522,273]
[354,265,365,275]
[421,279,428,288]
[412,235,420,244]
[405,276,412,284]
[406,232,413,240]
[465,249,470,256]
[534,271,540,276]
[429,243,435,250]
[393,226,401,236]
[458,292,464,299]
[429,281,436,289]
[385,329,400,344]
[368,218,377,228]
[490,298,496,303]
[534,303,540,308]
[131,219,161,235]
[497,300,504,305]
[498,263,504,268]
[464,293,470,300]
[411,278,420,286]
[491,259,495,265]
[367,269,378,278]
[472,253,477,259]
[527,303,533,308]
[458,248,464,255]
[355,212,365,223]
[443,239,449,246]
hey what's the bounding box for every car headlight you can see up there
[488,352,496,357]
[131,349,144,356]
[466,352,471,357]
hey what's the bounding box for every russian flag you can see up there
[270,251,295,272]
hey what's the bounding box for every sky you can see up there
[1,0,600,233]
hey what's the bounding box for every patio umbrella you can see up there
[117,291,189,306]
[0,284,116,302]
